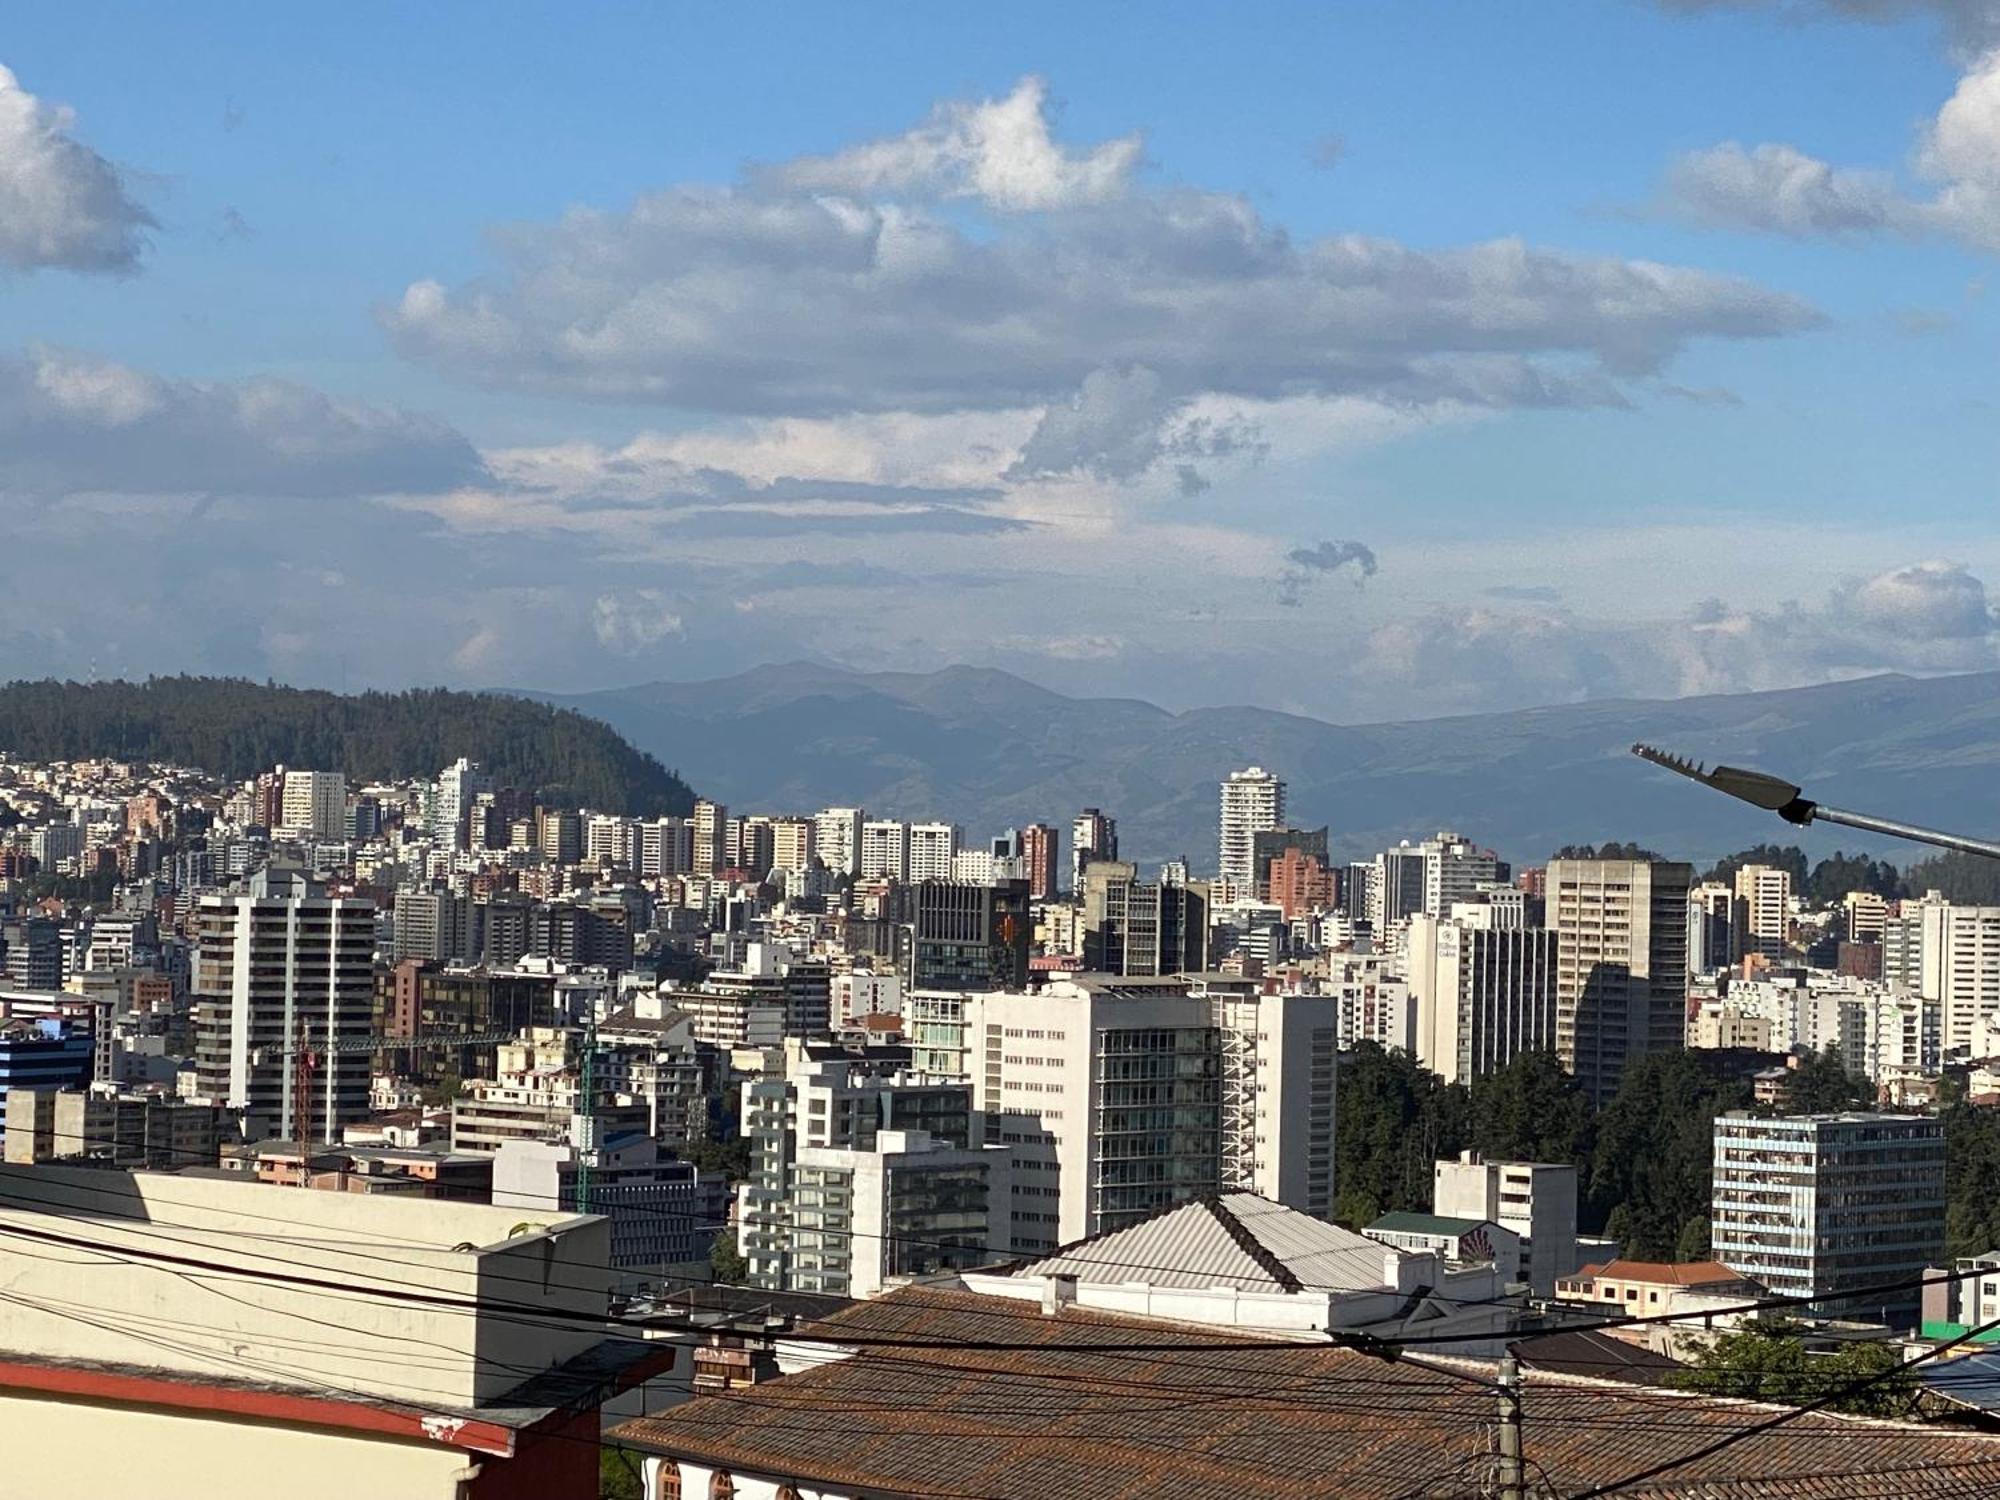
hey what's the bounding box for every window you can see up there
[657,1462,681,1500]
[710,1473,735,1500]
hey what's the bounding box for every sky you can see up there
[2,0,1998,723]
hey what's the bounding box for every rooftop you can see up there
[611,1287,2000,1499]
[1569,1260,1754,1289]
[1013,1190,1396,1294]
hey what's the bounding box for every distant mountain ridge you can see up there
[0,677,695,817]
[534,663,2000,869]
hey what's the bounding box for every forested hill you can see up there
[0,678,694,816]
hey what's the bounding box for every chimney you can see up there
[1041,1274,1078,1317]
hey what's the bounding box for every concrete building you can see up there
[493,1132,723,1283]
[1407,912,1557,1085]
[1844,890,1891,945]
[692,798,727,876]
[1018,823,1059,901]
[905,879,1029,992]
[1689,881,1737,973]
[1080,860,1209,977]
[0,1163,660,1500]
[279,769,347,841]
[1711,1110,1946,1323]
[1734,864,1793,961]
[906,822,959,882]
[770,817,815,874]
[5,1085,220,1170]
[429,757,492,851]
[0,1019,93,1112]
[1219,766,1285,897]
[1919,899,2000,1055]
[1198,978,1340,1220]
[191,883,375,1142]
[963,977,1221,1254]
[1432,1153,1579,1298]
[1071,808,1118,894]
[812,807,865,877]
[1547,857,1692,1105]
[859,819,910,880]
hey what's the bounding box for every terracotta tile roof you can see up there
[1580,1259,1752,1288]
[610,1289,2000,1498]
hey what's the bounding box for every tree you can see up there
[1333,1043,1468,1227]
[1466,1051,1592,1168]
[1805,851,1903,906]
[1551,842,1663,862]
[1672,1321,1912,1416]
[1780,1045,1874,1115]
[1905,851,2000,906]
[1704,844,1808,889]
[709,1232,750,1286]
[1675,1213,1712,1263]
[1945,1099,2000,1259]
[1588,1052,1750,1258]
[600,1446,645,1500]
[418,1073,464,1108]
[681,1134,751,1181]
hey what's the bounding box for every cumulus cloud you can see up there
[387,81,1818,442]
[1278,539,1379,606]
[0,64,154,274]
[1660,48,2000,249]
[592,590,686,653]
[770,76,1141,211]
[0,347,485,498]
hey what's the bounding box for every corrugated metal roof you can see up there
[1367,1211,1493,1237]
[1014,1192,1392,1294]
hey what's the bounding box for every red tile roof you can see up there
[610,1289,2000,1497]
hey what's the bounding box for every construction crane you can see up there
[1630,744,2000,861]
[257,1029,525,1160]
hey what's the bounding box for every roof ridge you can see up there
[1209,1195,1304,1294]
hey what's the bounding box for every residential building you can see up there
[859,819,909,880]
[429,757,493,851]
[963,977,1221,1253]
[906,822,959,881]
[1711,1110,1946,1322]
[1406,911,1557,1085]
[191,881,375,1142]
[1432,1153,1579,1298]
[537,807,583,865]
[493,1133,724,1282]
[1844,890,1891,945]
[905,879,1030,992]
[1079,860,1209,977]
[1689,881,1737,973]
[1199,978,1339,1219]
[1920,899,2000,1055]
[1734,863,1793,960]
[0,1020,93,1113]
[1267,844,1336,919]
[0,1163,661,1500]
[279,769,347,840]
[1070,807,1117,894]
[1251,826,1330,904]
[1218,766,1285,896]
[770,817,815,874]
[4,1086,220,1170]
[693,798,727,876]
[812,807,865,877]
[1547,857,1692,1105]
[1019,823,1059,901]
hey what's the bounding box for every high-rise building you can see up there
[1268,846,1336,919]
[771,818,815,874]
[1199,978,1340,1221]
[279,770,347,841]
[905,880,1030,992]
[1251,826,1330,904]
[813,807,866,877]
[1373,832,1501,928]
[1843,890,1891,945]
[1711,1110,1944,1322]
[859,819,910,881]
[537,808,582,866]
[191,882,376,1142]
[1734,864,1793,961]
[965,977,1222,1253]
[1918,899,2000,1054]
[639,816,693,877]
[1688,881,1737,973]
[1547,858,1692,1105]
[692,799,727,877]
[1080,861,1209,977]
[907,823,960,882]
[430,758,493,852]
[1407,911,1557,1085]
[1071,808,1118,894]
[1218,767,1285,895]
[1018,824,1059,902]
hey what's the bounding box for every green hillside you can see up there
[0,677,694,816]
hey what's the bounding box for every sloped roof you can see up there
[1012,1190,1394,1294]
[612,1288,2000,1499]
[1368,1211,1496,1238]
[1510,1328,1685,1385]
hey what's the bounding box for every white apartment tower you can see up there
[280,770,347,841]
[906,822,961,882]
[1407,910,1557,1086]
[191,884,376,1142]
[1071,808,1118,893]
[812,808,866,877]
[430,758,493,852]
[1200,979,1340,1221]
[1219,766,1285,896]
[1919,900,2000,1055]
[859,819,910,881]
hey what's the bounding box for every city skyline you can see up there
[3,4,1998,721]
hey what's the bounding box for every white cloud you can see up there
[387,80,1818,442]
[1660,2,2000,57]
[770,76,1141,211]
[592,590,686,653]
[0,347,485,498]
[1662,49,2000,249]
[0,63,153,274]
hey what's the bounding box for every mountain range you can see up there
[536,663,2000,870]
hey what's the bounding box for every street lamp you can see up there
[1630,743,2000,862]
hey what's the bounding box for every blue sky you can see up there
[2,1,1997,718]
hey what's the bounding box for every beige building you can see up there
[1733,863,1793,960]
[0,1164,663,1499]
[1547,858,1692,1105]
